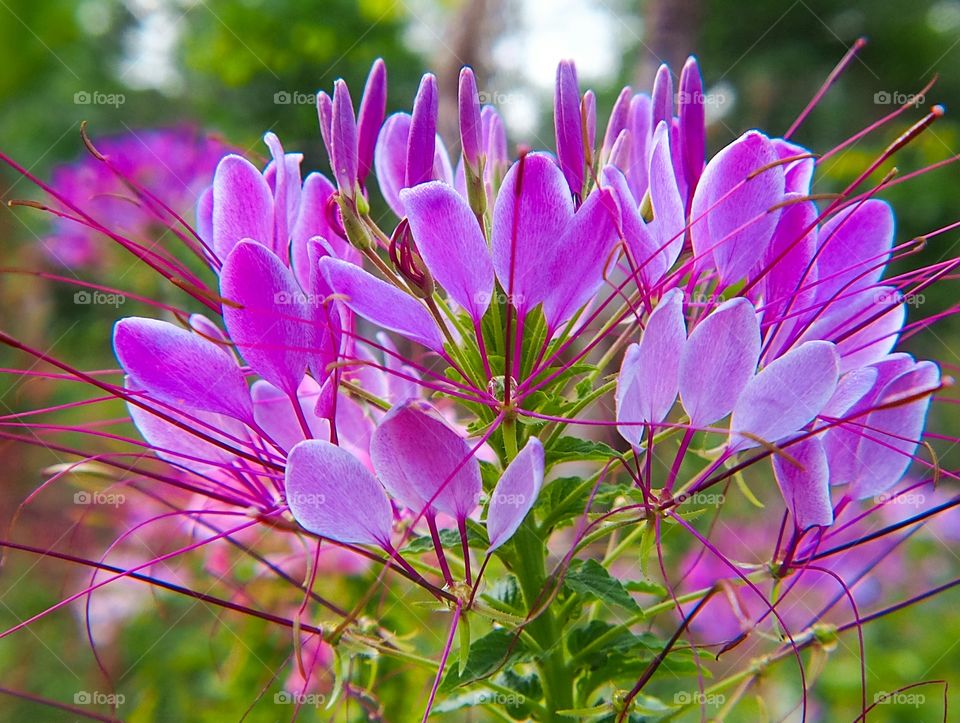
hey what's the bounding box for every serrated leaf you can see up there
[564,559,641,613]
[481,574,523,614]
[440,628,527,691]
[402,526,485,554]
[567,620,662,665]
[547,437,618,466]
[624,579,668,597]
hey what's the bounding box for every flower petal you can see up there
[542,187,621,328]
[814,200,894,303]
[772,437,833,529]
[357,59,387,185]
[491,153,574,317]
[220,240,309,397]
[286,440,393,547]
[401,181,494,321]
[616,288,685,446]
[370,400,481,520]
[319,257,444,352]
[554,60,585,196]
[212,154,274,262]
[406,74,439,188]
[114,317,252,422]
[690,131,785,286]
[679,298,760,427]
[729,340,840,451]
[850,361,939,499]
[486,438,545,551]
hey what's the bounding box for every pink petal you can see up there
[220,240,309,397]
[400,181,494,321]
[690,131,785,286]
[679,298,760,427]
[319,257,444,352]
[113,317,252,422]
[772,437,834,529]
[286,440,393,547]
[212,154,274,262]
[729,340,840,451]
[370,400,481,520]
[486,438,545,551]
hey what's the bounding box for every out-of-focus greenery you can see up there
[0,0,958,720]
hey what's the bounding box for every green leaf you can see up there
[458,612,471,676]
[624,579,668,597]
[481,574,523,614]
[440,628,527,692]
[402,526,485,554]
[546,437,618,466]
[567,620,662,665]
[564,559,641,613]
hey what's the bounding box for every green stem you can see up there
[511,518,572,720]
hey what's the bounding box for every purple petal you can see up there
[679,298,761,427]
[678,56,705,191]
[263,132,303,259]
[690,131,785,286]
[603,86,633,157]
[220,240,309,397]
[604,165,660,285]
[583,90,597,158]
[482,105,508,186]
[212,154,274,262]
[554,60,585,197]
[486,438,545,551]
[331,80,359,196]
[252,379,330,452]
[651,64,673,130]
[370,400,482,520]
[374,113,412,215]
[814,200,894,303]
[319,256,444,352]
[772,437,833,529]
[647,122,686,273]
[625,94,652,200]
[617,288,685,446]
[850,361,940,499]
[357,59,387,185]
[491,153,574,317]
[114,317,252,422]
[542,187,621,328]
[752,194,818,325]
[459,67,483,169]
[730,340,840,451]
[126,378,239,472]
[291,172,358,290]
[800,286,905,373]
[286,440,393,547]
[317,92,334,160]
[406,74,439,188]
[771,138,814,194]
[400,181,493,321]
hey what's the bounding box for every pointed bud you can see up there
[317,90,333,153]
[482,106,508,189]
[651,63,674,129]
[388,218,434,298]
[554,60,585,197]
[357,59,387,187]
[458,67,483,171]
[331,80,359,199]
[602,86,632,158]
[582,89,597,167]
[406,73,439,187]
[679,56,706,191]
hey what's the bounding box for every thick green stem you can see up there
[511,518,572,720]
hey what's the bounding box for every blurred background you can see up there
[0,0,958,720]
